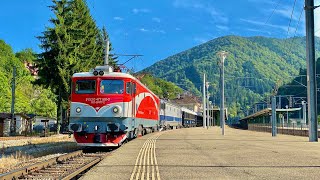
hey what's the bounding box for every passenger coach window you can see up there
[100,80,124,94]
[75,80,96,94]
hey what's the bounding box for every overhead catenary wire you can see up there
[264,0,282,25]
[292,6,304,37]
[286,0,297,38]
[287,6,304,52]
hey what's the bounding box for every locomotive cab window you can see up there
[75,80,96,94]
[100,80,124,94]
[126,82,131,94]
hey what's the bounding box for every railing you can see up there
[248,123,318,137]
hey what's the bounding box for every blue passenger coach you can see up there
[181,107,197,127]
[160,100,182,129]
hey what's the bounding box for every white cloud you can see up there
[133,8,151,14]
[216,25,229,31]
[152,17,161,23]
[247,0,276,5]
[153,29,166,34]
[175,27,181,31]
[273,5,300,21]
[194,37,208,44]
[113,17,124,21]
[138,28,166,34]
[240,18,287,31]
[247,28,271,35]
[173,0,228,23]
[139,28,149,32]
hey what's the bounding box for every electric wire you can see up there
[287,6,304,52]
[292,6,304,37]
[264,0,282,25]
[286,0,297,38]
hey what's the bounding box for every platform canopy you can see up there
[240,107,301,121]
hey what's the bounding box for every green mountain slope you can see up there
[137,74,183,99]
[142,36,319,117]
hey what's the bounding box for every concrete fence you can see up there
[248,123,318,137]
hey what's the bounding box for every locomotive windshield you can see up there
[100,80,124,94]
[75,80,96,94]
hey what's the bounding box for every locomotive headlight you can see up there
[112,106,119,113]
[99,71,104,76]
[76,107,81,113]
[112,106,122,114]
[93,70,98,76]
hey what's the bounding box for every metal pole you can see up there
[217,51,227,135]
[278,95,281,109]
[104,40,110,66]
[305,0,318,142]
[10,67,16,135]
[302,101,307,124]
[206,83,209,129]
[222,54,225,135]
[203,73,206,128]
[272,96,277,137]
[210,105,212,126]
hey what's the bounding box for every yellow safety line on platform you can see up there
[130,132,163,180]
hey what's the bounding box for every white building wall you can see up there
[3,119,10,136]
[15,115,25,135]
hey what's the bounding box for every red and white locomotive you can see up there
[69,65,160,147]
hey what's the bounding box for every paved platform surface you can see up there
[81,127,320,180]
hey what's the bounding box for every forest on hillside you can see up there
[0,0,182,127]
[143,36,320,118]
[3,0,318,122]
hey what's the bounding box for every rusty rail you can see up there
[0,150,105,180]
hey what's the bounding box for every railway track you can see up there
[0,150,109,180]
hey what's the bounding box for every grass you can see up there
[0,151,32,174]
[27,134,72,144]
[1,134,73,149]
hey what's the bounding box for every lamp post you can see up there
[203,74,206,128]
[217,51,228,135]
[209,101,212,127]
[285,105,289,124]
[302,101,307,125]
[206,82,209,129]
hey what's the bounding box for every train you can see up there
[68,65,199,147]
[160,100,197,130]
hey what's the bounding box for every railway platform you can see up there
[81,127,320,180]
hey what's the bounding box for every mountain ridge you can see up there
[142,35,320,117]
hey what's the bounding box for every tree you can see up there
[15,48,36,63]
[36,0,117,131]
[97,26,118,67]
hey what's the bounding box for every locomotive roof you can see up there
[72,72,135,79]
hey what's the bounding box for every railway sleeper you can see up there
[37,170,67,173]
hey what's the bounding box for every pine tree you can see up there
[36,0,116,131]
[97,26,118,67]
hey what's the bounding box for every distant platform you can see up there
[81,127,320,179]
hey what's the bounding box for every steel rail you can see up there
[0,150,83,180]
[61,157,101,180]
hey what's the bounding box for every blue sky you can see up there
[0,0,319,71]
